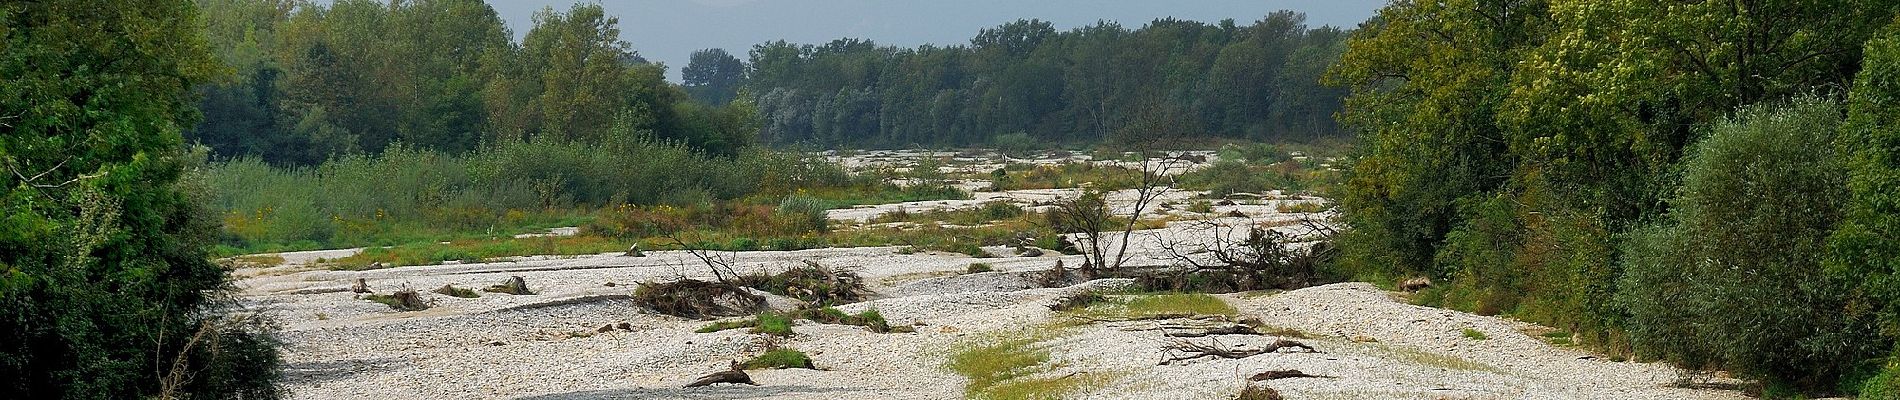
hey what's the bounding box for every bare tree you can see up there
[1047,154,1188,279]
[665,234,741,283]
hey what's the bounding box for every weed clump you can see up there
[1462,328,1489,340]
[740,348,814,370]
[752,312,794,336]
[432,284,480,298]
[694,307,911,334]
[967,263,995,274]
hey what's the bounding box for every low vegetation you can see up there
[431,285,480,299]
[740,348,815,370]
[696,307,910,335]
[1461,328,1488,341]
[1066,293,1238,321]
[947,328,1116,399]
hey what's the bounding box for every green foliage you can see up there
[776,194,831,233]
[751,312,793,336]
[1067,294,1238,320]
[967,263,995,274]
[1332,1,1900,394]
[189,1,756,165]
[1461,328,1488,341]
[205,132,856,252]
[745,15,1350,148]
[1842,16,1900,397]
[946,328,1109,399]
[1618,98,1876,389]
[696,319,756,333]
[1,1,282,397]
[740,348,814,370]
[991,132,1039,156]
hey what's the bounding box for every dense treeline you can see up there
[2,0,282,398]
[1328,0,1900,395]
[704,12,1350,148]
[191,0,756,166]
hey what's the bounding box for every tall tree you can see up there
[683,48,746,105]
[1,0,281,397]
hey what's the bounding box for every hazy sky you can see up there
[482,0,1388,81]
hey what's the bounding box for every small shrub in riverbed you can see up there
[432,284,480,298]
[967,263,994,274]
[740,348,814,370]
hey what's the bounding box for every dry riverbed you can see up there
[236,150,1748,399]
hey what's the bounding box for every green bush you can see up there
[777,194,832,233]
[967,263,995,273]
[1,2,282,397]
[992,131,1039,156]
[1618,97,1877,390]
[740,348,814,369]
[1840,19,1900,396]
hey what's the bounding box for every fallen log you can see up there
[685,361,757,388]
[1249,369,1331,381]
[1160,338,1318,365]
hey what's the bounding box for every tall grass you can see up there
[202,128,905,254]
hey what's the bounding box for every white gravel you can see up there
[237,150,1746,399]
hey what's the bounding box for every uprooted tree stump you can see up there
[1160,338,1318,365]
[484,275,534,295]
[365,286,430,311]
[684,361,757,388]
[634,279,767,319]
[734,260,865,306]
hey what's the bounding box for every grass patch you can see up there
[752,312,794,336]
[332,235,628,270]
[431,284,480,298]
[987,162,1145,191]
[1186,200,1214,214]
[871,201,1026,226]
[698,307,912,334]
[1275,201,1325,213]
[1368,343,1499,372]
[1067,293,1238,321]
[223,254,286,268]
[1462,328,1489,340]
[740,348,815,370]
[946,327,1111,399]
[1539,330,1574,346]
[696,319,757,333]
[967,263,995,274]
